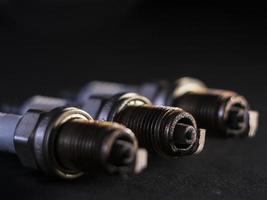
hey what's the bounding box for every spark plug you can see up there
[76,78,258,137]
[0,107,147,179]
[4,94,206,158]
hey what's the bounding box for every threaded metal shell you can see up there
[114,105,198,157]
[55,119,137,174]
[173,90,250,136]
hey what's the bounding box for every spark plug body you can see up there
[0,107,146,179]
[6,93,205,158]
[76,78,258,137]
[81,92,205,157]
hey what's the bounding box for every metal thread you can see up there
[173,92,249,136]
[114,105,197,157]
[55,119,136,173]
[175,93,222,129]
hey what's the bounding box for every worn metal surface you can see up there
[0,107,146,179]
[77,77,258,138]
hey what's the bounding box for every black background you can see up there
[0,1,266,199]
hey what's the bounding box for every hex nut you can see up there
[14,110,43,169]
